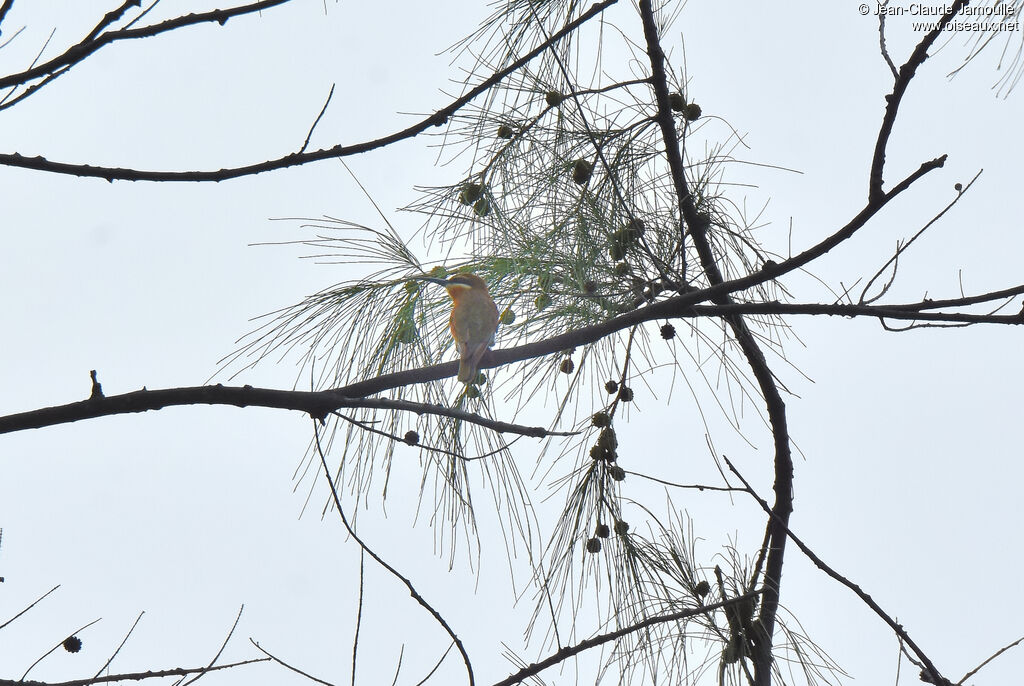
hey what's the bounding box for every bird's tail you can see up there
[458,343,489,384]
[458,359,476,384]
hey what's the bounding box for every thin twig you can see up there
[0,26,54,107]
[958,633,1024,684]
[0,584,59,630]
[389,645,405,686]
[723,456,947,686]
[860,170,983,304]
[312,421,476,686]
[877,1,899,79]
[351,550,363,686]
[250,639,336,686]
[622,469,741,492]
[490,592,760,686]
[21,618,102,680]
[414,642,456,686]
[178,605,245,686]
[0,659,269,686]
[0,24,25,51]
[0,63,77,111]
[93,611,145,678]
[301,84,335,154]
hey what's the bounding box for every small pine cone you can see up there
[572,159,593,185]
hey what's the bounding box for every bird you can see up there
[421,272,499,384]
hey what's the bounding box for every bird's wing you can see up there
[464,340,490,368]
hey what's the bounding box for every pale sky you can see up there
[2,2,1022,685]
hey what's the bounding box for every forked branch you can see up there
[0,0,619,182]
[869,1,969,202]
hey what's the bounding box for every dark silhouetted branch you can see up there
[0,380,576,437]
[869,1,968,202]
[959,634,1024,684]
[0,0,294,91]
[724,456,948,686]
[0,659,270,686]
[3,286,1022,436]
[0,0,14,28]
[250,640,335,686]
[0,584,59,631]
[637,3,792,682]
[0,0,619,182]
[491,592,760,686]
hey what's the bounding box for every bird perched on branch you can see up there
[421,272,499,384]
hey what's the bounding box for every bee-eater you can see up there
[422,273,499,383]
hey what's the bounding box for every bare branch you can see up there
[0,0,13,29]
[0,379,579,437]
[893,283,1024,311]
[81,1,141,45]
[637,3,792,681]
[0,26,55,108]
[4,282,1023,436]
[177,606,245,686]
[21,618,102,681]
[0,0,619,182]
[959,633,1024,684]
[413,642,457,686]
[0,584,60,631]
[861,170,983,305]
[92,612,145,679]
[689,301,1024,325]
[877,1,899,79]
[312,424,475,686]
[783,155,946,282]
[301,84,336,154]
[723,456,948,686]
[869,1,968,202]
[0,658,270,686]
[0,63,72,112]
[250,640,336,686]
[490,592,760,686]
[351,551,363,686]
[0,0,294,91]
[622,469,743,493]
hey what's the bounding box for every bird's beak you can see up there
[417,276,451,286]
